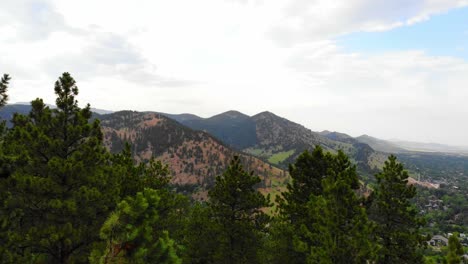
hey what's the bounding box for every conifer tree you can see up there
[0,74,10,108]
[446,234,464,264]
[208,156,271,264]
[369,155,426,264]
[0,73,11,261]
[0,73,122,263]
[300,151,376,263]
[277,146,332,226]
[273,146,333,263]
[90,188,181,264]
[182,203,219,264]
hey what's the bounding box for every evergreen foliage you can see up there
[207,156,271,264]
[300,151,376,263]
[369,155,426,264]
[0,74,10,108]
[274,147,376,263]
[0,73,120,263]
[446,234,464,264]
[274,146,333,263]
[0,73,434,263]
[90,188,181,264]
[277,146,332,226]
[182,203,219,264]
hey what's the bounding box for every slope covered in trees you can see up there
[168,110,387,177]
[99,111,286,197]
[0,73,461,263]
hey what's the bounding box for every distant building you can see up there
[428,235,448,246]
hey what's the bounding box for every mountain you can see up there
[176,110,258,150]
[356,134,407,154]
[100,111,286,197]
[389,140,468,154]
[170,110,384,176]
[0,105,286,197]
[319,130,357,144]
[91,108,114,115]
[0,104,31,123]
[159,112,202,123]
[0,104,113,126]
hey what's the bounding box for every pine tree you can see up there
[0,73,122,263]
[0,73,11,262]
[90,188,181,264]
[301,151,376,263]
[105,143,189,259]
[208,156,271,264]
[273,146,333,263]
[369,155,426,264]
[0,74,10,108]
[277,146,333,226]
[182,203,219,264]
[446,234,464,264]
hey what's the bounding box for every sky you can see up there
[1,0,468,146]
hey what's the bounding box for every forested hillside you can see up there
[99,110,286,196]
[168,110,386,178]
[0,73,466,263]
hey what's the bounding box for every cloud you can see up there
[285,40,468,99]
[268,0,468,46]
[0,0,77,41]
[39,30,196,88]
[277,40,468,144]
[1,0,467,145]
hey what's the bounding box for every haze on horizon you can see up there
[1,0,467,146]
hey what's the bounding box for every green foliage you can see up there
[369,155,426,264]
[112,143,172,198]
[0,74,10,108]
[207,156,271,264]
[260,218,301,264]
[278,146,333,226]
[182,203,219,264]
[272,146,333,263]
[446,235,464,264]
[109,143,190,258]
[0,73,121,263]
[90,188,181,264]
[273,147,375,263]
[301,151,376,263]
[268,150,295,165]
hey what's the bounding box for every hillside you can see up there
[356,134,407,153]
[179,110,257,150]
[2,104,467,190]
[0,104,112,125]
[169,110,384,176]
[99,111,286,197]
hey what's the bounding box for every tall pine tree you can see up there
[273,146,333,263]
[300,151,376,263]
[369,155,426,264]
[0,73,11,261]
[0,74,10,108]
[208,156,271,264]
[446,234,464,264]
[90,188,181,264]
[277,146,332,226]
[0,73,121,263]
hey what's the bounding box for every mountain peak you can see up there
[252,111,279,119]
[211,110,249,120]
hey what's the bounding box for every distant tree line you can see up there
[1,73,458,263]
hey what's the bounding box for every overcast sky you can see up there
[1,0,468,146]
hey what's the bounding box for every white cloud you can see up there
[279,44,468,145]
[0,0,467,145]
[268,0,468,46]
[0,0,75,41]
